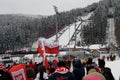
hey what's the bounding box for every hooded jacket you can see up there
[73,60,85,80]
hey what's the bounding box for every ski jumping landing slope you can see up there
[32,12,93,49]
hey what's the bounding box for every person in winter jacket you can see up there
[26,66,36,80]
[48,61,76,80]
[35,65,48,80]
[86,58,98,74]
[28,60,36,69]
[98,59,115,80]
[0,62,12,80]
[82,68,106,80]
[73,60,85,80]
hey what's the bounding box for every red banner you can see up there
[9,64,27,80]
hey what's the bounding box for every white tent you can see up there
[88,44,105,49]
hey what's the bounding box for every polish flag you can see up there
[37,40,50,69]
[44,41,59,54]
[37,41,44,57]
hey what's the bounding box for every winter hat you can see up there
[88,68,97,74]
[98,59,105,68]
[57,61,66,67]
[74,60,82,68]
[87,58,93,64]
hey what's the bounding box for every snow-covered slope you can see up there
[32,12,93,49]
[48,13,93,44]
[106,7,116,45]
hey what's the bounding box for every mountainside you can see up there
[0,14,44,52]
[82,0,120,47]
[0,0,120,53]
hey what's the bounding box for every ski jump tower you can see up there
[106,0,117,51]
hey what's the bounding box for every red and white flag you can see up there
[44,41,59,54]
[37,41,44,57]
[37,40,50,69]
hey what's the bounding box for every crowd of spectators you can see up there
[0,57,115,80]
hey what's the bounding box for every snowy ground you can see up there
[94,54,120,80]
[106,59,120,80]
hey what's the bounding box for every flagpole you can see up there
[69,26,71,60]
[41,39,46,65]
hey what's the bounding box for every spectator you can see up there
[28,60,36,69]
[110,53,116,61]
[48,61,76,80]
[26,66,35,80]
[35,65,48,80]
[98,59,115,80]
[0,62,12,80]
[73,60,85,80]
[86,58,98,74]
[82,68,106,80]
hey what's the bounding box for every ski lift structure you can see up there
[107,12,113,18]
[107,3,114,18]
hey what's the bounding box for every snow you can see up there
[88,44,105,49]
[48,23,76,46]
[24,54,33,59]
[106,7,116,44]
[105,60,120,80]
[46,12,93,47]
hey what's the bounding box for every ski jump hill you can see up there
[32,12,95,50]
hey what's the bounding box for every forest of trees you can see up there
[0,0,120,53]
[82,0,120,46]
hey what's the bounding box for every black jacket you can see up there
[73,60,85,80]
[48,67,76,80]
[48,72,76,80]
[0,70,12,80]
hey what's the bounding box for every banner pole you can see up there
[41,40,46,65]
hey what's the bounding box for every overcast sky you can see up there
[0,0,100,16]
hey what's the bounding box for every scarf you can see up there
[55,67,69,74]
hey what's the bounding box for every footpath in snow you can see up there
[106,59,120,80]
